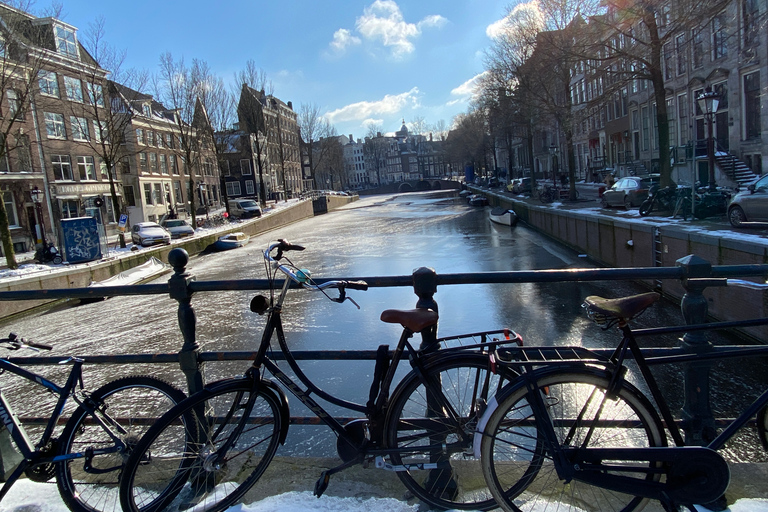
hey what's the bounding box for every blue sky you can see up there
[55,0,510,139]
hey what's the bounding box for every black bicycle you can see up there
[0,333,186,512]
[480,279,768,512]
[119,239,522,512]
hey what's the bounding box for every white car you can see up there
[131,222,171,247]
[160,219,195,239]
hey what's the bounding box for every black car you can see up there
[602,176,659,209]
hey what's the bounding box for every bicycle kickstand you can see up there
[313,456,363,498]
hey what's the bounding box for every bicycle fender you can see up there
[473,394,498,458]
[258,378,291,445]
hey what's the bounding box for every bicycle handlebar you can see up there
[0,332,53,351]
[726,279,768,291]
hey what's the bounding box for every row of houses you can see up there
[0,4,303,260]
[495,0,767,190]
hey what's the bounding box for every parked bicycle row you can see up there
[3,240,768,512]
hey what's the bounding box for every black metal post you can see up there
[412,266,438,350]
[676,255,716,445]
[168,248,204,396]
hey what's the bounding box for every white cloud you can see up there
[362,118,384,128]
[328,28,362,55]
[353,0,447,59]
[325,87,420,123]
[486,1,544,40]
[448,72,486,105]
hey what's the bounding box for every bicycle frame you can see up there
[0,356,127,501]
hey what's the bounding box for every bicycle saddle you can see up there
[583,292,660,324]
[380,308,438,333]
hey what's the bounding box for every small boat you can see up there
[214,232,251,251]
[490,207,519,226]
[468,194,489,207]
[82,257,170,303]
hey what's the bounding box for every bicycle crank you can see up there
[563,446,730,506]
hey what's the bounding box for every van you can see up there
[227,198,262,219]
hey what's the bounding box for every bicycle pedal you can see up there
[314,471,330,498]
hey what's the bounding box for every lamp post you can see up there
[197,182,208,220]
[30,186,46,249]
[696,88,720,192]
[549,143,558,188]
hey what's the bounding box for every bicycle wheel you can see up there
[384,352,516,510]
[481,369,665,512]
[56,376,186,512]
[119,378,284,512]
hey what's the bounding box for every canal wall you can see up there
[0,196,357,321]
[479,188,768,342]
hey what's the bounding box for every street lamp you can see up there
[549,143,558,188]
[696,87,720,192]
[30,186,46,249]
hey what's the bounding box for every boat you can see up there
[490,207,519,226]
[82,257,170,303]
[468,194,489,207]
[213,232,251,251]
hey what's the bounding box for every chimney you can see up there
[287,101,293,110]
[377,132,382,137]
[349,134,353,141]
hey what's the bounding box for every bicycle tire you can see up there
[119,378,283,512]
[481,368,665,512]
[639,199,653,216]
[56,376,186,512]
[384,352,516,510]
[539,190,554,204]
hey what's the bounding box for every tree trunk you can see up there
[0,199,17,269]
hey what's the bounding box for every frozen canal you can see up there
[5,190,768,461]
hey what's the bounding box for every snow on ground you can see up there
[2,479,768,512]
[0,200,302,282]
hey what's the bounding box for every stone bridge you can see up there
[359,179,462,196]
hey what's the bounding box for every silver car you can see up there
[131,222,171,247]
[160,219,195,239]
[728,174,768,227]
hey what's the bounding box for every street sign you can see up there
[118,214,128,232]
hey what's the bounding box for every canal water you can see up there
[4,190,767,461]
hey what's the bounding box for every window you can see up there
[240,159,251,175]
[93,120,107,143]
[675,33,687,75]
[692,30,704,69]
[6,89,21,119]
[45,112,66,139]
[70,116,89,141]
[54,25,78,58]
[143,183,153,205]
[712,16,727,59]
[156,133,163,148]
[744,71,761,139]
[124,185,136,207]
[159,154,168,174]
[220,160,230,176]
[139,152,147,173]
[153,183,164,204]
[641,106,650,151]
[663,43,673,80]
[678,93,688,145]
[149,152,158,173]
[61,199,78,219]
[169,154,178,175]
[86,82,104,107]
[146,131,154,146]
[2,191,17,226]
[77,155,96,180]
[245,180,255,195]
[136,128,145,145]
[142,103,151,117]
[64,76,83,102]
[226,181,241,196]
[38,71,59,97]
[165,133,173,149]
[52,155,73,180]
[99,159,111,180]
[743,0,759,47]
[173,180,183,204]
[16,134,30,171]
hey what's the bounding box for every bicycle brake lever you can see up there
[346,297,360,309]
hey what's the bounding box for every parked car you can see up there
[131,222,171,247]
[228,198,262,219]
[602,175,659,208]
[728,174,768,227]
[160,219,195,239]
[507,177,533,195]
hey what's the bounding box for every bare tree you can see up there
[428,119,449,141]
[444,109,490,179]
[0,1,64,268]
[297,102,334,189]
[408,116,428,136]
[363,123,387,186]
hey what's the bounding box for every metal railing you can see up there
[3,248,768,441]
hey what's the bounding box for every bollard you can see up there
[676,255,716,446]
[168,248,205,397]
[412,267,438,350]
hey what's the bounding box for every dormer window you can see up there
[142,103,152,117]
[54,25,78,59]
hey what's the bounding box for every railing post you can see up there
[676,254,716,445]
[412,267,438,350]
[168,248,204,396]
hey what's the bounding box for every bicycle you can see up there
[0,333,186,512]
[119,239,522,512]
[480,279,768,512]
